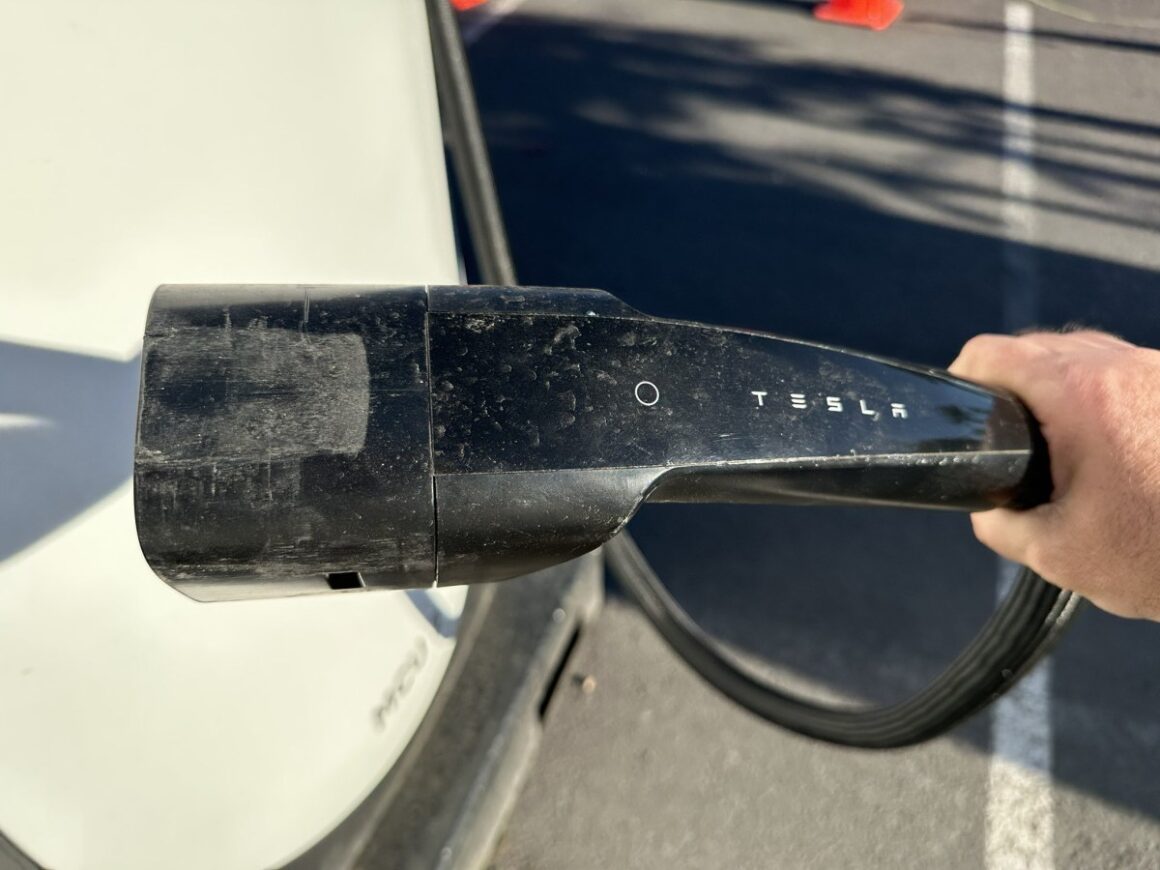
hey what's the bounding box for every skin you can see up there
[949,330,1160,621]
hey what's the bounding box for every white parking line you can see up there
[999,0,1039,329]
[986,4,1055,869]
[987,562,1055,869]
[461,0,532,45]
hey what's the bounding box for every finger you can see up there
[947,334,1051,397]
[1017,330,1133,353]
[1056,326,1134,348]
[949,334,1022,377]
[969,507,1050,572]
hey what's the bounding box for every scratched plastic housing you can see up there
[134,285,1049,600]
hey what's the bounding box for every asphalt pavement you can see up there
[463,1,1160,866]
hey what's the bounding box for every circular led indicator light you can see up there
[634,380,660,406]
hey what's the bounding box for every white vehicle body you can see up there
[0,1,467,867]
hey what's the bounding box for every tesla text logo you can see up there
[750,391,907,421]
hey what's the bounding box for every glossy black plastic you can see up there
[135,286,436,599]
[134,285,1049,599]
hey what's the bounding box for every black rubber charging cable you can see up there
[608,531,1081,748]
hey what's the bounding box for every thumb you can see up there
[969,506,1055,576]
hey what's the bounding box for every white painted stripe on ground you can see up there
[461,0,532,45]
[987,4,1055,870]
[999,0,1039,330]
[987,561,1055,870]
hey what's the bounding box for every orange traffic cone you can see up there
[813,0,904,30]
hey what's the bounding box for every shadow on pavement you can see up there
[469,10,1160,823]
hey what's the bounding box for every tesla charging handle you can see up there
[134,285,1050,600]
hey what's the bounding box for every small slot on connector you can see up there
[326,571,365,590]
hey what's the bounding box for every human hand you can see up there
[950,330,1160,620]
